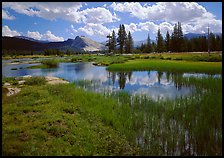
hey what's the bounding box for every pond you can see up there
[2,59,221,101]
[2,58,222,155]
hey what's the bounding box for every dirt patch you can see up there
[19,132,29,141]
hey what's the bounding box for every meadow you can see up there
[2,75,222,156]
[2,51,222,156]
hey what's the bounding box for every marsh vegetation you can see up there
[2,52,222,156]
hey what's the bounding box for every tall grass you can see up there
[24,76,46,85]
[68,76,222,155]
[107,59,222,74]
[41,59,58,68]
[2,76,222,155]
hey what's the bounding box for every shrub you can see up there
[25,76,46,85]
[11,68,18,70]
[2,77,18,85]
[41,60,58,68]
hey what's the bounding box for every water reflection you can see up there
[2,61,221,100]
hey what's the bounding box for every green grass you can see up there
[2,75,222,156]
[2,77,19,85]
[27,59,58,69]
[70,54,129,66]
[107,59,222,74]
[24,76,47,86]
[2,83,140,156]
[11,68,18,70]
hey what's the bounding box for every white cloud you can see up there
[124,23,140,33]
[70,24,77,32]
[2,2,119,24]
[81,7,120,24]
[78,23,111,37]
[2,9,15,20]
[138,21,158,33]
[110,2,222,33]
[2,25,64,42]
[2,25,21,37]
[26,30,64,41]
[42,31,64,42]
[27,31,42,40]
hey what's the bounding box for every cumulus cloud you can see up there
[81,7,120,24]
[42,31,64,42]
[27,31,42,40]
[2,9,15,20]
[27,30,64,41]
[2,25,21,37]
[2,25,64,42]
[124,23,140,33]
[110,2,222,33]
[2,2,119,24]
[78,23,111,37]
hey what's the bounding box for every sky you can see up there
[2,2,222,42]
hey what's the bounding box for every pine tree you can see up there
[111,30,116,54]
[117,24,123,54]
[106,33,112,53]
[117,24,127,54]
[146,33,152,53]
[156,28,164,53]
[171,23,178,52]
[177,21,184,52]
[125,31,134,53]
[165,31,170,52]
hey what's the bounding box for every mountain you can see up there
[72,36,106,51]
[133,32,222,48]
[2,35,106,52]
[184,33,222,39]
[134,39,156,48]
[14,36,50,43]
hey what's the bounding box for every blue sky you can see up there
[2,2,222,42]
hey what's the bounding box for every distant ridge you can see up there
[2,35,107,52]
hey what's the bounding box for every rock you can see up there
[45,76,69,85]
[6,87,21,96]
[23,75,32,78]
[18,80,26,85]
[3,82,10,87]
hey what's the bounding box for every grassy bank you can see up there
[107,59,222,74]
[2,82,140,156]
[2,75,222,156]
[27,59,58,69]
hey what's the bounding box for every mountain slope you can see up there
[2,36,106,52]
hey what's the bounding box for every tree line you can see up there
[106,22,222,54]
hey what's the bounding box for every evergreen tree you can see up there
[171,23,178,52]
[177,21,184,52]
[156,28,164,53]
[151,42,156,53]
[165,31,170,52]
[117,24,127,54]
[209,33,216,51]
[106,33,112,53]
[146,33,152,53]
[140,43,145,53]
[111,30,116,53]
[125,31,134,53]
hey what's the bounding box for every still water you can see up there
[2,60,220,100]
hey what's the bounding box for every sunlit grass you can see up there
[107,59,222,74]
[2,75,222,156]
